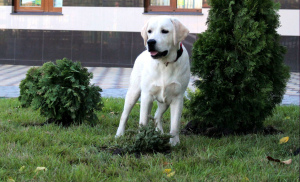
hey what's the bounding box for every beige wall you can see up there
[0,7,299,36]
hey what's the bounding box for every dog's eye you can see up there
[148,30,152,34]
[162,29,169,34]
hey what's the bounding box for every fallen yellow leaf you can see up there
[35,167,48,172]
[281,159,292,165]
[279,136,289,144]
[163,169,172,174]
[244,177,249,181]
[7,177,15,182]
[19,166,25,172]
[167,171,175,177]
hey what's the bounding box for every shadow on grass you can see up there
[181,120,284,138]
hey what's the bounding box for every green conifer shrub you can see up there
[117,122,172,155]
[189,0,290,133]
[127,122,172,154]
[19,58,103,125]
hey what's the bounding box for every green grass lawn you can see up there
[0,98,299,181]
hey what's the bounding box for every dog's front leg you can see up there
[116,87,141,137]
[139,92,153,126]
[169,96,184,146]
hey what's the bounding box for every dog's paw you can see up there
[170,136,180,146]
[115,128,125,138]
[115,134,121,138]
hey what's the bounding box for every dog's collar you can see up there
[165,42,183,67]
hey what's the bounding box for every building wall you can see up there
[0,0,299,71]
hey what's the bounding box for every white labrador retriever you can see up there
[116,16,190,146]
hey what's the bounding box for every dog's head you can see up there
[141,16,189,60]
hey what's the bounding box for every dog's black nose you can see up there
[147,39,156,47]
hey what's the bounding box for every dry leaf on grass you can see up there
[163,168,175,177]
[281,159,292,164]
[267,156,280,162]
[167,171,175,177]
[163,169,172,174]
[267,156,292,165]
[19,166,25,172]
[7,177,15,182]
[35,167,48,172]
[279,136,289,144]
[163,162,172,166]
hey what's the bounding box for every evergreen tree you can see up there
[190,0,290,133]
[19,58,103,126]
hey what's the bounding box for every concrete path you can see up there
[0,64,299,105]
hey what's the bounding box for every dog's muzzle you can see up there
[147,39,168,59]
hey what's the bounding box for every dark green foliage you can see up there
[19,58,103,125]
[190,0,290,133]
[119,122,172,154]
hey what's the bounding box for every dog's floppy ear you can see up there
[141,20,149,46]
[171,18,189,46]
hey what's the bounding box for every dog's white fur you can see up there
[116,16,190,146]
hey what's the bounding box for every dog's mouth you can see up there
[149,50,168,59]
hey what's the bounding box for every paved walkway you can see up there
[0,64,299,105]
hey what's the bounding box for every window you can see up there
[203,0,209,8]
[14,0,62,13]
[145,0,202,13]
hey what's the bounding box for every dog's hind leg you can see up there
[154,102,169,133]
[116,87,141,137]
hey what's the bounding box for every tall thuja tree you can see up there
[190,0,290,133]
